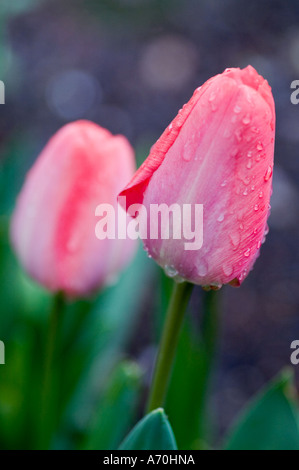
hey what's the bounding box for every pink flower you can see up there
[11,120,137,297]
[120,66,275,288]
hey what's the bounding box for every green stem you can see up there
[39,292,65,449]
[197,289,220,443]
[147,281,193,412]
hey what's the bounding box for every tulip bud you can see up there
[120,66,275,288]
[11,120,137,297]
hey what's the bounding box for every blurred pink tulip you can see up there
[120,66,275,288]
[11,120,137,297]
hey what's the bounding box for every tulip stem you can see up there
[147,281,193,412]
[39,291,65,449]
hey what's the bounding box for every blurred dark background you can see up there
[1,0,299,444]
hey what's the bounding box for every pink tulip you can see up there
[120,66,275,288]
[11,120,137,297]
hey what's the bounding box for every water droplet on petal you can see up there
[243,188,248,196]
[242,114,251,125]
[217,213,225,222]
[254,204,259,211]
[234,105,242,114]
[209,91,216,101]
[246,160,252,169]
[230,232,240,249]
[222,263,233,276]
[244,248,251,258]
[257,142,263,151]
[165,265,178,278]
[197,261,208,277]
[221,179,228,187]
[235,129,242,142]
[264,165,273,182]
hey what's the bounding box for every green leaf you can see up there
[119,408,177,450]
[224,369,299,450]
[84,361,142,450]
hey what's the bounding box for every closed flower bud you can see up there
[11,120,137,297]
[120,66,275,288]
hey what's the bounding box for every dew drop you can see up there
[230,232,240,249]
[244,248,251,258]
[164,265,178,278]
[257,241,261,249]
[264,165,273,182]
[217,213,225,222]
[243,188,248,196]
[239,223,244,230]
[235,129,242,142]
[221,179,228,187]
[254,204,259,211]
[246,160,252,169]
[197,261,208,277]
[257,142,263,151]
[209,91,216,102]
[251,185,255,192]
[247,150,253,158]
[222,263,233,276]
[259,191,264,199]
[234,105,242,114]
[242,114,251,125]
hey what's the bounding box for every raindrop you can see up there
[246,160,252,169]
[257,142,263,151]
[243,188,248,196]
[165,265,178,278]
[247,151,253,158]
[254,204,259,211]
[198,261,208,277]
[244,248,251,258]
[235,129,242,142]
[222,264,233,276]
[230,232,240,249]
[242,114,251,125]
[259,191,264,198]
[209,91,216,102]
[264,165,273,182]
